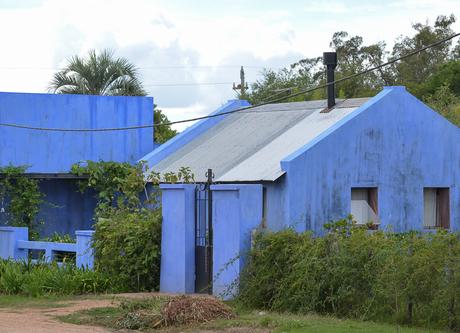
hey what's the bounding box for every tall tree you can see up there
[246,14,460,127]
[392,14,457,94]
[50,49,177,143]
[50,49,146,96]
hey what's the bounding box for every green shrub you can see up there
[0,260,114,296]
[0,165,44,239]
[41,232,75,243]
[239,219,460,331]
[92,208,162,292]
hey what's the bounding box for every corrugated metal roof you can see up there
[150,98,369,182]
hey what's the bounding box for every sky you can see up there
[0,0,459,131]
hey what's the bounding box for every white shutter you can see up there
[424,188,436,228]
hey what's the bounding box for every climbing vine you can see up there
[70,160,194,291]
[70,160,194,213]
[0,166,44,238]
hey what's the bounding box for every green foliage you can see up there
[49,49,146,96]
[154,106,177,144]
[41,232,75,243]
[92,208,162,292]
[0,260,115,296]
[49,49,178,144]
[0,165,44,239]
[247,14,460,127]
[424,83,460,125]
[71,160,149,211]
[239,220,460,331]
[72,160,194,292]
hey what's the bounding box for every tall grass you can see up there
[0,259,115,297]
[239,219,460,331]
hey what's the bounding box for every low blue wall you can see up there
[0,227,94,268]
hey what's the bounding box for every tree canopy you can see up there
[50,49,177,143]
[246,14,460,126]
[50,49,146,96]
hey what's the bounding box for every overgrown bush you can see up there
[239,219,460,331]
[0,259,115,296]
[92,208,162,291]
[0,165,44,239]
[71,161,193,292]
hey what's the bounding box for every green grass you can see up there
[59,306,122,328]
[0,294,114,309]
[58,303,447,333]
[0,295,448,332]
[0,295,73,309]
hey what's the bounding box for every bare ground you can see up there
[0,293,270,333]
[0,298,116,333]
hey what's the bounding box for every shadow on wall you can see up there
[0,178,97,238]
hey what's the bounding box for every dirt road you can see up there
[0,298,116,333]
[0,295,270,333]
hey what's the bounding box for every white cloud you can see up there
[0,0,458,133]
[304,1,349,13]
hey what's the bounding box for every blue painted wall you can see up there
[0,91,154,173]
[159,184,196,294]
[0,179,96,237]
[212,184,263,299]
[279,87,460,233]
[0,91,154,236]
[36,179,96,237]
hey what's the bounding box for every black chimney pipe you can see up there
[323,52,337,109]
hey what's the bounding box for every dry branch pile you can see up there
[161,295,234,326]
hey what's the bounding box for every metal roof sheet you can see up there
[150,98,369,182]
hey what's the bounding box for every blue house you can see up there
[142,86,460,298]
[0,92,154,236]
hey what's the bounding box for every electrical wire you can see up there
[144,81,233,87]
[0,32,458,132]
[0,65,265,71]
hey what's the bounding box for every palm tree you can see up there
[49,49,147,96]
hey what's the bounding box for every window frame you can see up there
[350,187,379,228]
[423,187,450,230]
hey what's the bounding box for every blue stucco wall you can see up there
[280,87,460,233]
[0,179,96,237]
[37,179,96,237]
[0,92,154,173]
[212,184,263,298]
[159,184,196,294]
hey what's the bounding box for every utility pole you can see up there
[233,66,248,97]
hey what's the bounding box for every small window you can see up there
[424,188,450,229]
[351,188,379,226]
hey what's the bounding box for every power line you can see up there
[0,65,266,71]
[0,32,458,132]
[144,81,233,87]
